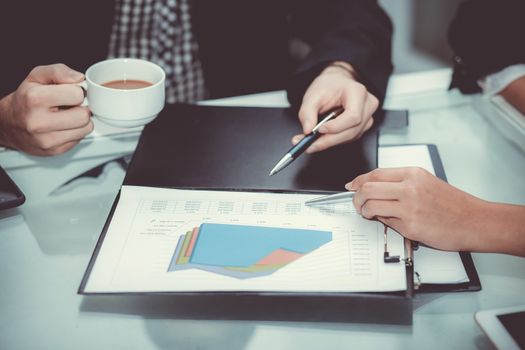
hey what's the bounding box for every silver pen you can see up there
[304,191,356,206]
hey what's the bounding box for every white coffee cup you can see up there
[81,58,165,128]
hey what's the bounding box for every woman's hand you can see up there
[348,167,486,251]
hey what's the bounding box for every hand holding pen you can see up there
[269,107,344,176]
[293,61,379,154]
[270,61,379,176]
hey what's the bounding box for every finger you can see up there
[304,94,379,151]
[349,95,377,140]
[317,108,362,134]
[297,100,321,134]
[28,63,84,85]
[26,84,85,108]
[345,181,355,191]
[23,140,81,157]
[35,120,94,152]
[363,93,380,117]
[305,127,361,153]
[297,88,337,134]
[318,84,367,134]
[360,199,402,220]
[349,168,410,190]
[378,216,417,242]
[377,217,403,234]
[319,92,378,137]
[353,182,403,211]
[355,94,378,136]
[26,107,91,134]
[350,117,375,143]
[363,117,374,133]
[45,107,92,132]
[291,134,303,145]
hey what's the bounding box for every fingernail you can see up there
[69,70,84,79]
[303,123,314,134]
[345,181,354,190]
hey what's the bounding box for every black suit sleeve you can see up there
[286,0,393,107]
[448,0,525,93]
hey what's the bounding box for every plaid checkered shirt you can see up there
[108,0,207,103]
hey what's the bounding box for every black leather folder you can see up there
[79,104,479,325]
[124,104,379,192]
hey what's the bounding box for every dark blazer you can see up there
[449,0,525,93]
[0,0,392,105]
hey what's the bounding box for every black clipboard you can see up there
[80,104,416,324]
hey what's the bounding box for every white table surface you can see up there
[1,69,525,350]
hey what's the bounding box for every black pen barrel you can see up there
[289,131,320,159]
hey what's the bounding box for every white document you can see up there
[378,144,469,284]
[84,186,407,294]
[414,246,469,284]
[379,144,436,173]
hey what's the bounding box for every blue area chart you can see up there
[168,223,332,279]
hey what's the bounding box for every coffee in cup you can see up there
[81,58,165,128]
[102,79,153,90]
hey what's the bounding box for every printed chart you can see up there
[83,186,407,293]
[168,223,332,278]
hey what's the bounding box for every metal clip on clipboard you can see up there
[383,224,413,267]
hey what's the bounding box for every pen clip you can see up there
[312,108,344,133]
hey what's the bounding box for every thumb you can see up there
[28,63,84,84]
[298,99,320,134]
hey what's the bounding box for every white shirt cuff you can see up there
[479,64,525,97]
